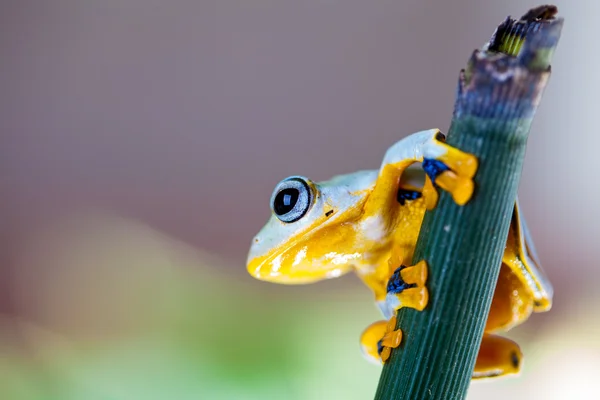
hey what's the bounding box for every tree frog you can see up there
[246,129,552,379]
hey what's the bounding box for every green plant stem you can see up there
[374,6,563,400]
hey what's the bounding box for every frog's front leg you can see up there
[360,251,429,364]
[421,132,478,210]
[385,260,429,316]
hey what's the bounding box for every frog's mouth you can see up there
[247,238,352,285]
[247,249,340,284]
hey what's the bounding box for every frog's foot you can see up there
[360,317,402,364]
[472,334,523,379]
[385,260,429,313]
[422,132,478,210]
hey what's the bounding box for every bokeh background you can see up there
[2,1,598,399]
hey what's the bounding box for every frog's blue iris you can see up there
[271,177,313,223]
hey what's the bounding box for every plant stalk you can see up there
[374,6,563,400]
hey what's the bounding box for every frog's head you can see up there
[247,173,374,284]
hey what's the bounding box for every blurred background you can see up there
[1,0,597,399]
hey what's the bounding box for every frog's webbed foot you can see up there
[422,132,478,210]
[360,317,402,364]
[385,260,429,314]
[473,334,523,379]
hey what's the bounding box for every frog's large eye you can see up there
[271,177,313,223]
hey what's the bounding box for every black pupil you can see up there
[274,188,299,215]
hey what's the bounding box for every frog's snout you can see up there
[246,234,274,280]
[247,235,323,284]
[246,251,283,283]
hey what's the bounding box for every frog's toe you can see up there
[360,317,402,364]
[385,261,429,312]
[437,170,475,206]
[437,143,478,179]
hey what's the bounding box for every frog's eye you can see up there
[271,177,313,223]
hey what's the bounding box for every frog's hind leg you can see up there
[472,334,523,379]
[360,318,524,374]
[359,317,402,364]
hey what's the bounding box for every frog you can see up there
[246,129,553,379]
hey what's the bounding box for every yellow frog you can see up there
[246,129,552,379]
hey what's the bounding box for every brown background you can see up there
[1,1,598,398]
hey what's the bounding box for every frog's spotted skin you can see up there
[247,129,552,380]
